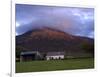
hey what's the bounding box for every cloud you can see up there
[16,4,94,38]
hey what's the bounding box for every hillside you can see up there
[16,27,94,58]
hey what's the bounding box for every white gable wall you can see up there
[46,55,64,60]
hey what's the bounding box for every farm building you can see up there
[20,51,43,62]
[46,51,65,60]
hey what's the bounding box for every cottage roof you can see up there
[46,51,65,56]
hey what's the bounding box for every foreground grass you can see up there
[16,58,94,73]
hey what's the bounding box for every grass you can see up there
[16,58,94,73]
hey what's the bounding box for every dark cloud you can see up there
[16,4,94,38]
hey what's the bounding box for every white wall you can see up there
[46,55,64,60]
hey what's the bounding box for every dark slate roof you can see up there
[46,51,65,56]
[20,51,39,55]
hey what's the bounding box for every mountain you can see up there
[16,27,94,58]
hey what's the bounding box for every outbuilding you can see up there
[20,51,42,62]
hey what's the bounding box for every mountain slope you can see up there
[16,27,94,57]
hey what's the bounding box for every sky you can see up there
[16,4,94,38]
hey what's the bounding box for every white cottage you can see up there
[46,51,65,60]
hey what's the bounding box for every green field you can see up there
[16,58,94,73]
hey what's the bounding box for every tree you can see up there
[16,46,26,58]
[81,42,94,54]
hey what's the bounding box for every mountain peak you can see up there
[20,27,75,40]
[16,27,94,52]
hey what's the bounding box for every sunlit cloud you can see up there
[16,32,18,35]
[16,22,20,27]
